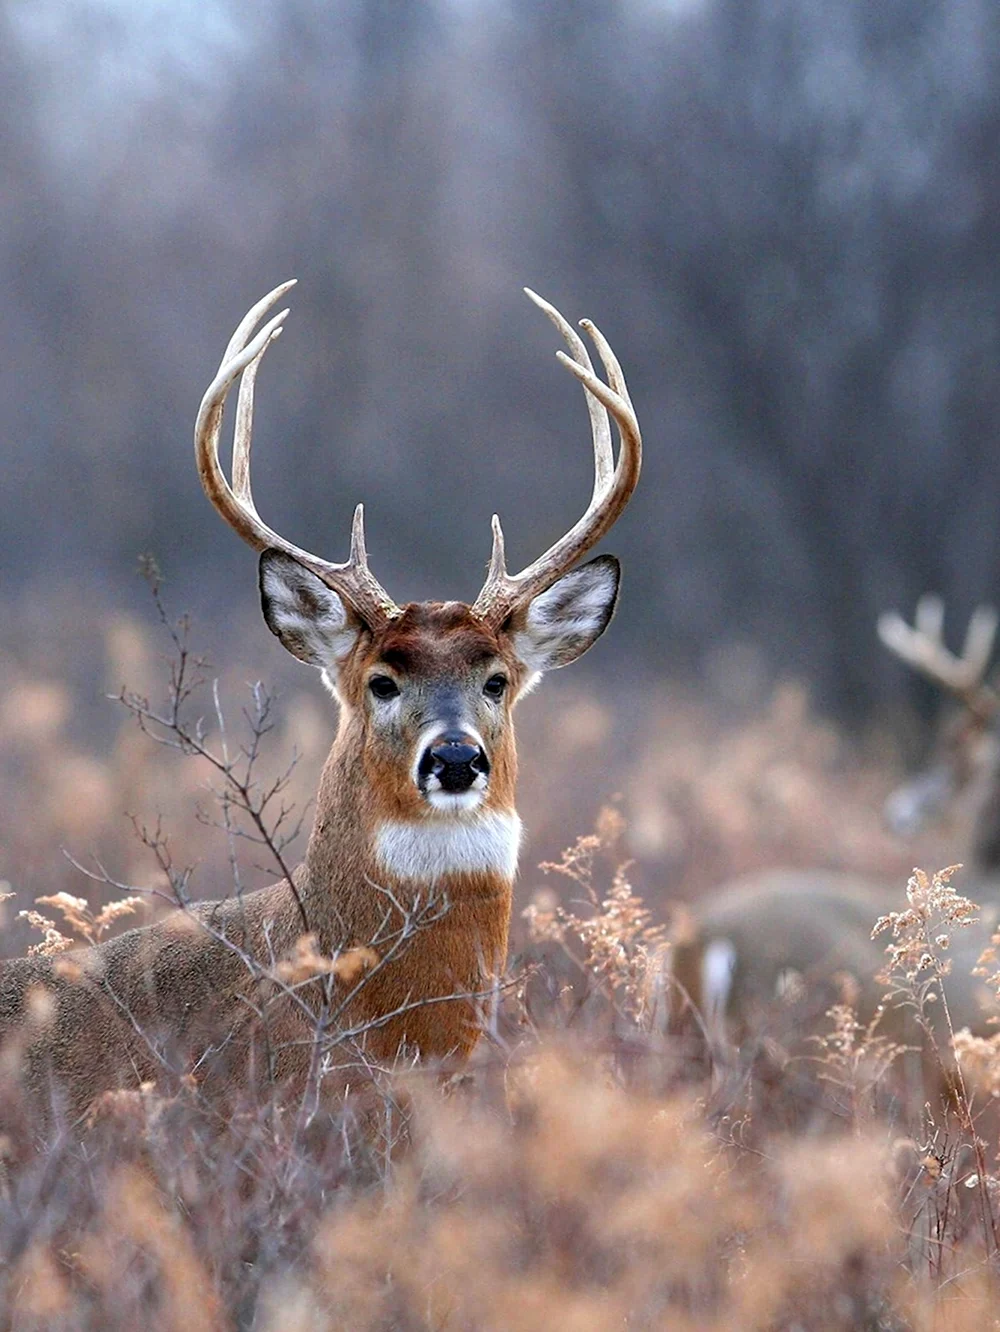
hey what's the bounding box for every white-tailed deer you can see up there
[670,598,1000,1061]
[0,281,640,1125]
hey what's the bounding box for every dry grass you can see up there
[4,605,1000,1327]
[4,855,1000,1329]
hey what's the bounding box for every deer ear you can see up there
[259,550,363,676]
[510,555,620,675]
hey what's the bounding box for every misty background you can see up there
[3,0,1000,729]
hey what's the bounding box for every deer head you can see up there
[194,282,641,832]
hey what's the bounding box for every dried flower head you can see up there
[32,891,144,948]
[872,866,977,982]
[275,933,338,984]
[813,1000,907,1096]
[275,934,379,987]
[952,1027,1000,1097]
[18,908,73,957]
[332,947,379,986]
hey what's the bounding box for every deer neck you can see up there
[300,708,521,943]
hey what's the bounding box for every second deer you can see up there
[669,597,1000,1063]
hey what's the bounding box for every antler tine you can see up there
[195,282,401,627]
[878,598,1000,719]
[579,316,635,416]
[961,604,998,681]
[472,292,641,628]
[914,592,944,643]
[220,279,297,372]
[232,338,264,514]
[523,288,614,500]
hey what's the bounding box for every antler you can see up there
[194,281,401,627]
[471,289,642,628]
[877,594,1000,718]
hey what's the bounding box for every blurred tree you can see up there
[2,0,1000,719]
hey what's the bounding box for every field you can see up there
[3,0,1000,1325]
[1,595,999,1331]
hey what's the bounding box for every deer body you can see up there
[0,285,641,1127]
[669,870,890,1046]
[670,599,1000,1064]
[0,891,305,1120]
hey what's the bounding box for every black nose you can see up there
[419,734,491,793]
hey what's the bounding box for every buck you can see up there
[0,281,640,1125]
[670,597,1000,1061]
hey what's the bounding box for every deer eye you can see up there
[483,674,508,700]
[369,675,400,700]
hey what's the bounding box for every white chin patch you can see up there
[427,789,485,814]
[375,810,522,882]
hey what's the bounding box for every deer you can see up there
[0,281,641,1128]
[668,597,1000,1075]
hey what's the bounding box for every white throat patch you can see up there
[374,811,522,883]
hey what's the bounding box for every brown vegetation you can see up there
[4,606,1000,1326]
